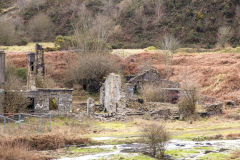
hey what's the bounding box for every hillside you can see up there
[1,0,240,48]
[6,50,240,101]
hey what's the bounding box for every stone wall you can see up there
[0,89,4,113]
[24,88,73,113]
[0,51,5,88]
[100,73,126,113]
[128,69,179,91]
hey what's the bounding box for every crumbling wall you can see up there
[24,89,73,113]
[100,73,126,113]
[0,89,4,113]
[0,51,5,88]
[128,69,179,91]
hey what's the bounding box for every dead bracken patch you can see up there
[0,134,90,150]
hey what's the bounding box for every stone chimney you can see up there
[27,53,36,90]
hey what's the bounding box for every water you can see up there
[58,138,240,160]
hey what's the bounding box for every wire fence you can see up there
[0,113,52,135]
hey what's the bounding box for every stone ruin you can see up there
[92,69,182,120]
[100,73,127,113]
[0,44,73,114]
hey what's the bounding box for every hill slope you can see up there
[6,50,240,101]
[2,0,240,48]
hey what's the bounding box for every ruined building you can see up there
[0,44,73,114]
[100,73,127,113]
[100,69,180,113]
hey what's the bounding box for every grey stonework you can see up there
[24,88,73,113]
[87,97,94,117]
[127,69,179,91]
[0,51,5,88]
[100,73,126,113]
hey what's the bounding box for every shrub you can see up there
[144,46,157,51]
[66,53,121,92]
[160,35,180,77]
[217,26,233,48]
[55,35,77,50]
[178,81,199,119]
[141,83,168,102]
[28,13,55,42]
[141,123,170,158]
[16,68,27,81]
[0,20,25,45]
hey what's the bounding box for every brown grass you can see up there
[1,134,90,151]
[226,133,240,140]
[0,142,50,160]
[141,83,168,102]
[6,51,240,100]
[230,150,240,159]
[124,52,240,101]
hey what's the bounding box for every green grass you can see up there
[70,147,112,154]
[198,153,229,160]
[0,42,54,52]
[98,153,156,160]
[166,149,200,159]
[194,147,214,151]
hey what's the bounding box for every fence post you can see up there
[18,114,21,129]
[3,116,6,134]
[39,116,42,132]
[49,113,52,131]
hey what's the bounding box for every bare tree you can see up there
[141,123,170,158]
[160,35,180,78]
[154,0,164,23]
[73,5,113,53]
[217,26,233,48]
[66,53,121,92]
[178,79,199,119]
[28,13,55,42]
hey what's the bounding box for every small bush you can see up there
[144,46,157,51]
[66,53,121,92]
[16,68,27,81]
[28,13,55,42]
[141,83,168,102]
[0,20,26,45]
[55,35,77,50]
[178,81,199,119]
[141,123,170,158]
[217,26,233,48]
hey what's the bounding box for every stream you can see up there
[58,138,240,160]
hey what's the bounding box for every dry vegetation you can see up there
[0,143,48,160]
[141,123,170,158]
[141,83,168,102]
[124,51,240,101]
[65,52,122,91]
